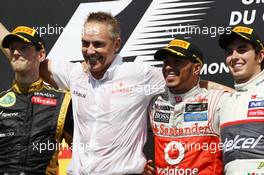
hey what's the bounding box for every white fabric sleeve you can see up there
[51,60,80,90]
[211,91,230,135]
[144,66,165,97]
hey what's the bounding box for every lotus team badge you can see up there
[0,92,16,107]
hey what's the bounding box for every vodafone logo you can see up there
[31,96,57,106]
[164,141,185,165]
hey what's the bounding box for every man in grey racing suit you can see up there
[218,25,264,174]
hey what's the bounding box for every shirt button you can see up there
[175,96,182,103]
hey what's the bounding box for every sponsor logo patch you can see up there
[164,141,185,165]
[34,92,55,98]
[185,103,208,112]
[168,39,190,49]
[223,135,263,153]
[248,109,264,117]
[175,96,182,103]
[184,112,208,122]
[248,100,264,108]
[31,96,57,106]
[153,123,213,136]
[233,26,253,34]
[0,92,16,107]
[154,111,170,123]
[0,131,15,137]
[257,162,264,169]
[13,26,36,36]
[154,104,171,111]
[0,111,19,119]
[73,90,86,98]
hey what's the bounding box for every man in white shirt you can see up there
[43,11,164,174]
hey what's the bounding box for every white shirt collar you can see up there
[167,84,201,105]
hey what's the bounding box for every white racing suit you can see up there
[220,70,264,175]
[149,85,227,175]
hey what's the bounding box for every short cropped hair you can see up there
[85,11,121,39]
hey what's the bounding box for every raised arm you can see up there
[40,59,59,88]
[0,22,11,58]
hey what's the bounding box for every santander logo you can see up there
[31,96,57,106]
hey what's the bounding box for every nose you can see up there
[163,61,174,71]
[11,48,21,58]
[230,50,239,61]
[86,45,96,55]
[13,49,20,54]
[163,62,174,74]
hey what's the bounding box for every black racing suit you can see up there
[0,79,72,175]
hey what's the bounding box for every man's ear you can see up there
[259,49,264,63]
[193,63,202,76]
[114,37,121,53]
[38,49,46,62]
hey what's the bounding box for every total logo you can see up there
[31,96,57,106]
[223,135,263,153]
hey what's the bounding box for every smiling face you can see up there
[225,38,264,84]
[81,22,121,79]
[162,54,201,94]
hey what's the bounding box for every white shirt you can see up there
[51,55,164,175]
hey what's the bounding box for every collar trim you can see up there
[12,79,44,93]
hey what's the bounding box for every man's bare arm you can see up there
[40,59,58,88]
[0,23,11,58]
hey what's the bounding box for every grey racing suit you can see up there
[220,70,264,174]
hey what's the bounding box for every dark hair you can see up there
[254,46,264,70]
[85,11,121,39]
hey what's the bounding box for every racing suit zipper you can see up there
[22,93,34,172]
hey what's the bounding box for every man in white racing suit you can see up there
[218,25,264,174]
[147,38,229,175]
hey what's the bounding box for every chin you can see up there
[166,83,179,89]
[233,74,248,83]
[90,65,102,71]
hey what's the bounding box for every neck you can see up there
[169,78,199,94]
[169,85,196,94]
[91,71,106,80]
[15,73,40,87]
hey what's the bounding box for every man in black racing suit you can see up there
[0,25,73,175]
